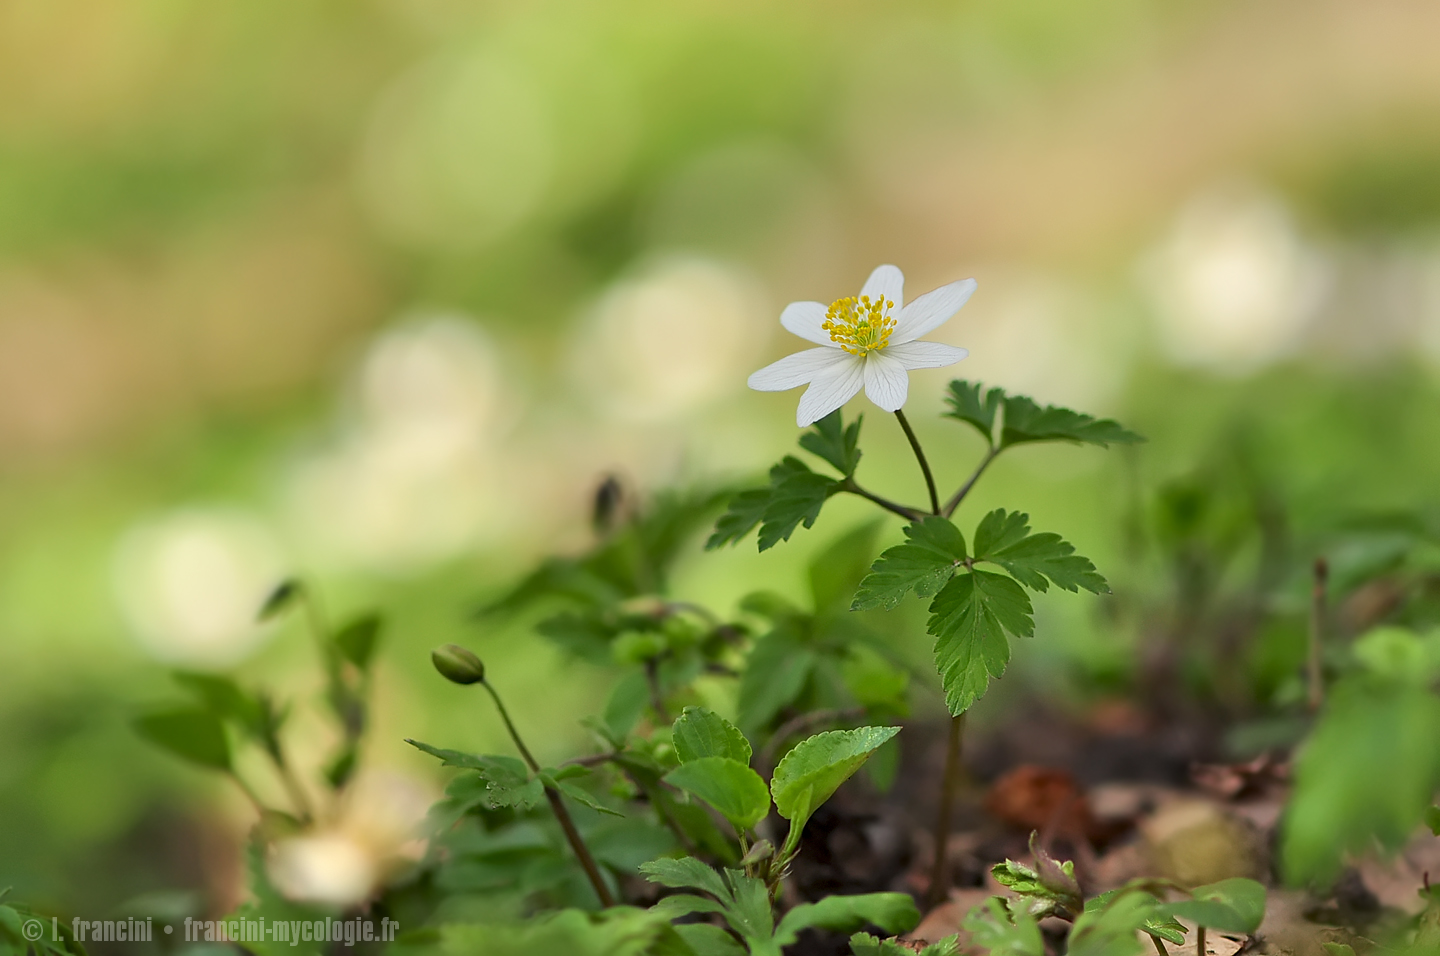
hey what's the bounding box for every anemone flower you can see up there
[748,265,974,426]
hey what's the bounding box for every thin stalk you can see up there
[227,770,269,819]
[895,410,941,515]
[1151,935,1171,956]
[840,477,926,522]
[1307,557,1328,713]
[943,446,1001,518]
[1197,926,1206,956]
[644,657,670,723]
[481,681,616,907]
[267,743,315,824]
[925,713,966,909]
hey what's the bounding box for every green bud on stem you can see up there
[432,644,486,685]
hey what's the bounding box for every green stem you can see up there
[481,681,616,907]
[840,477,926,522]
[266,741,315,824]
[943,446,1001,517]
[1151,935,1171,956]
[925,713,966,909]
[895,409,941,515]
[1308,557,1328,713]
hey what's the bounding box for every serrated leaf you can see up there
[929,570,1033,715]
[707,489,772,550]
[1165,879,1265,934]
[851,931,962,956]
[333,613,381,669]
[944,380,1004,444]
[406,741,544,810]
[551,779,624,817]
[1000,394,1143,448]
[723,871,777,942]
[961,898,1044,956]
[758,457,841,551]
[134,708,231,770]
[665,757,771,830]
[774,893,920,947]
[798,410,863,477]
[677,923,748,956]
[651,894,731,922]
[770,726,901,831]
[972,510,1108,594]
[672,707,752,765]
[1068,890,1158,956]
[852,517,967,611]
[640,856,734,903]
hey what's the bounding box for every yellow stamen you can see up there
[822,294,896,356]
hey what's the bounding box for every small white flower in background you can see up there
[748,265,975,426]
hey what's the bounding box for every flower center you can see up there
[822,295,896,356]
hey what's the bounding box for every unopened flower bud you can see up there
[431,644,485,685]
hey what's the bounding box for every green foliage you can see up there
[798,410,863,478]
[334,612,383,669]
[1282,670,1440,885]
[851,517,966,611]
[407,742,545,810]
[1164,879,1266,934]
[772,894,920,948]
[770,726,900,837]
[962,899,1043,956]
[1067,890,1158,956]
[929,570,1033,715]
[673,707,752,765]
[851,931,961,956]
[971,510,1109,594]
[664,758,771,830]
[0,897,86,956]
[943,380,1143,449]
[736,625,817,735]
[392,908,695,956]
[991,839,1082,918]
[133,707,231,770]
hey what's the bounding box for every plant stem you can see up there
[943,446,1001,517]
[895,410,941,515]
[481,681,616,907]
[267,743,315,824]
[926,713,966,910]
[1197,926,1206,956]
[1151,935,1171,956]
[1307,557,1328,713]
[644,657,670,723]
[840,477,926,522]
[227,770,270,819]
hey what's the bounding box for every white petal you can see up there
[795,354,865,426]
[779,301,834,346]
[859,264,905,311]
[748,347,851,391]
[885,340,969,370]
[892,278,976,344]
[862,351,909,412]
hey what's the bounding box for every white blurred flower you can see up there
[267,771,431,908]
[749,265,973,426]
[113,508,285,667]
[286,314,517,572]
[1145,184,1328,372]
[573,257,770,422]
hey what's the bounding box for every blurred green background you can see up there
[4,0,1440,918]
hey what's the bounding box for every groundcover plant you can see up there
[26,265,1440,956]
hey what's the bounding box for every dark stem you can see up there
[895,409,941,515]
[925,713,966,909]
[1197,925,1206,956]
[943,446,1001,518]
[644,658,670,723]
[1151,935,1171,956]
[840,477,926,522]
[1308,557,1328,712]
[482,681,616,907]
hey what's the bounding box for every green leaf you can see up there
[851,932,962,956]
[550,779,625,817]
[774,893,920,947]
[944,380,1004,444]
[799,410,862,477]
[672,708,752,765]
[1000,393,1143,449]
[601,671,651,744]
[257,578,300,620]
[664,757,771,831]
[972,510,1108,594]
[722,871,777,943]
[134,708,231,770]
[1282,679,1440,885]
[758,457,841,551]
[406,742,544,810]
[770,726,901,832]
[676,924,747,956]
[1427,805,1440,836]
[1068,890,1158,956]
[707,489,772,550]
[640,856,733,903]
[736,627,816,735]
[809,521,882,613]
[1165,879,1266,934]
[333,613,382,669]
[961,898,1044,956]
[851,517,966,611]
[651,894,730,921]
[172,672,269,738]
[928,570,1033,715]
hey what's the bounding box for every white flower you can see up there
[748,265,975,426]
